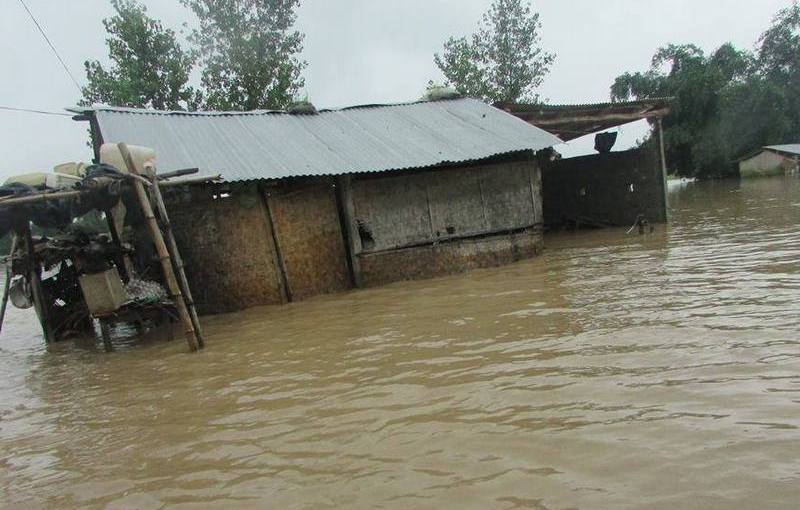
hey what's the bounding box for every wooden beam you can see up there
[337,175,364,288]
[0,236,18,335]
[516,107,671,127]
[657,118,669,221]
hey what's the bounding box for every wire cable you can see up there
[0,105,73,117]
[17,0,83,94]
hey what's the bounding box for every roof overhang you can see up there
[496,98,672,142]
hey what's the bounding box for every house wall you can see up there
[348,158,543,286]
[542,147,667,228]
[164,156,544,314]
[739,151,793,178]
[166,183,287,314]
[264,182,352,301]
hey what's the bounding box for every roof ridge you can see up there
[67,97,475,117]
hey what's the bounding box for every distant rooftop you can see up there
[764,144,800,157]
[71,98,562,182]
[496,98,672,142]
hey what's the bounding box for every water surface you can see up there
[1,177,799,509]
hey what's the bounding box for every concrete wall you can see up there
[542,147,666,228]
[348,158,543,286]
[739,150,794,178]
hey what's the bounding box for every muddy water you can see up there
[1,177,799,509]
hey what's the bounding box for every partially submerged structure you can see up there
[739,144,800,178]
[499,99,671,229]
[72,98,561,314]
[0,146,206,350]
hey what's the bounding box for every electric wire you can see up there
[17,0,83,94]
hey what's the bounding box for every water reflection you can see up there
[1,177,799,509]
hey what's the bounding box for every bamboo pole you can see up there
[117,143,200,352]
[0,236,18,334]
[0,175,221,211]
[147,165,205,348]
[0,189,82,208]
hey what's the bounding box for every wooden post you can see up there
[148,167,205,348]
[117,143,200,352]
[262,189,293,302]
[337,175,364,288]
[22,224,55,343]
[0,236,18,334]
[656,117,669,221]
[104,202,135,281]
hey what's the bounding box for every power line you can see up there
[0,105,73,117]
[17,0,83,94]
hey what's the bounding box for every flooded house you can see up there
[738,144,800,178]
[499,98,671,229]
[72,98,562,314]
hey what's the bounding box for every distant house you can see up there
[739,145,800,178]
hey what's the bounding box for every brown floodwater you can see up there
[1,177,799,509]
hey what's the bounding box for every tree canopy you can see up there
[81,0,199,110]
[181,0,307,111]
[83,0,306,112]
[434,0,554,103]
[611,1,800,179]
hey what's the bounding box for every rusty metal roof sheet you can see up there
[497,98,672,141]
[71,98,562,181]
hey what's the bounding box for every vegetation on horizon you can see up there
[612,1,800,179]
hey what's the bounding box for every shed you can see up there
[498,99,672,229]
[73,98,562,313]
[739,145,800,178]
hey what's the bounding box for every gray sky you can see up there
[0,0,790,180]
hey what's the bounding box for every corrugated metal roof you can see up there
[765,144,800,156]
[72,98,562,182]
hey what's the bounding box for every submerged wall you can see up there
[165,156,544,314]
[542,147,666,228]
[347,159,543,286]
[166,184,287,314]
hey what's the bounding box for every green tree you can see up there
[611,2,800,179]
[755,1,800,137]
[181,0,307,111]
[611,43,751,178]
[434,0,554,103]
[81,0,199,110]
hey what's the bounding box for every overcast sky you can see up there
[0,0,790,180]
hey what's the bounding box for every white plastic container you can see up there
[99,143,156,176]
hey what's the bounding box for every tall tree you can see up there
[434,0,554,103]
[755,1,800,137]
[611,2,800,180]
[182,0,307,111]
[81,0,199,110]
[611,43,752,178]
